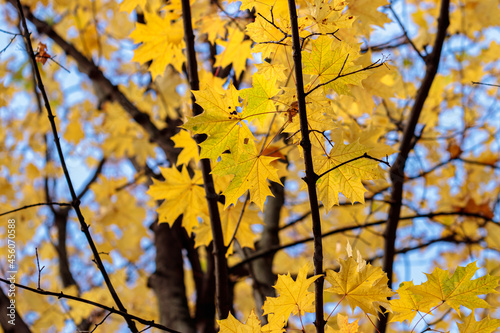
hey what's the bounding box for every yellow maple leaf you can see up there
[261,314,286,333]
[211,148,282,211]
[215,27,253,77]
[219,310,261,333]
[314,136,385,210]
[325,248,394,316]
[408,262,500,315]
[389,281,432,324]
[302,37,366,95]
[172,129,200,166]
[303,0,355,33]
[331,313,360,333]
[183,83,256,161]
[457,310,500,333]
[240,73,281,125]
[345,0,390,28]
[129,11,185,78]
[147,166,207,233]
[262,263,321,324]
[255,62,288,82]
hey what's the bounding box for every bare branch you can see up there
[14,1,139,331]
[0,202,71,217]
[0,278,180,333]
[316,153,390,180]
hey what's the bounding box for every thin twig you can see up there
[472,81,500,88]
[387,3,425,60]
[90,312,113,333]
[316,153,390,179]
[0,202,71,217]
[306,59,385,96]
[226,193,250,251]
[35,248,45,290]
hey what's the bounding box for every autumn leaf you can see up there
[314,137,385,210]
[303,0,355,33]
[147,166,207,233]
[345,0,390,28]
[457,310,500,333]
[240,73,281,125]
[409,262,500,315]
[325,248,394,316]
[215,27,253,77]
[119,0,147,13]
[172,129,200,166]
[331,313,360,333]
[129,11,185,78]
[219,310,261,333]
[246,12,292,58]
[211,148,282,210]
[262,263,321,324]
[302,37,366,95]
[390,281,432,324]
[453,197,494,220]
[183,83,256,161]
[35,42,50,65]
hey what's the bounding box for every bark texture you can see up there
[148,221,195,333]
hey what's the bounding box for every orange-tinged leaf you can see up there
[262,263,321,324]
[35,42,50,65]
[453,197,494,220]
[409,262,500,315]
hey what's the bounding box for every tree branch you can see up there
[378,2,451,328]
[0,278,180,333]
[181,0,232,319]
[14,1,138,331]
[286,1,325,332]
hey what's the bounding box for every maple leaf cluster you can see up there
[220,245,500,332]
